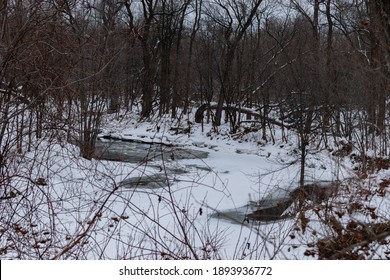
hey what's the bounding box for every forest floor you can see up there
[92,109,390,259]
[5,109,390,259]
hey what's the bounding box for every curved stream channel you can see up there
[94,138,211,189]
[94,138,336,223]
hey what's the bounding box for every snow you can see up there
[3,110,389,260]
[91,112,354,258]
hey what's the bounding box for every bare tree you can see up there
[204,0,265,128]
[125,0,159,119]
[366,0,390,131]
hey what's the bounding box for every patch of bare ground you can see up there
[296,179,390,259]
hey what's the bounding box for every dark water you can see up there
[94,138,210,189]
[94,138,336,223]
[212,183,337,223]
[94,139,209,163]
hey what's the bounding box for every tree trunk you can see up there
[140,43,154,119]
[368,0,390,132]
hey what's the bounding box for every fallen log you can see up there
[194,103,293,129]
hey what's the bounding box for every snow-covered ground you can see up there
[4,110,389,259]
[93,111,388,259]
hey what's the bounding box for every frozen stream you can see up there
[94,138,209,163]
[94,137,336,223]
[94,138,211,188]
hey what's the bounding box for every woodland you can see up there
[0,0,390,259]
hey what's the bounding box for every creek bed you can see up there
[94,137,337,223]
[94,137,210,189]
[212,182,338,223]
[94,138,209,163]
